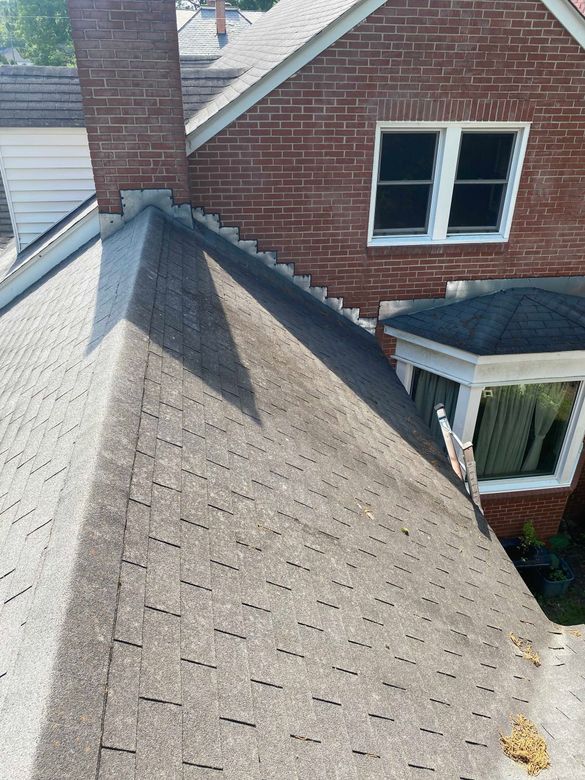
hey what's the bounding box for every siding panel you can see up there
[0,128,95,250]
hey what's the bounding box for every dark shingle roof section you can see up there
[0,66,85,127]
[385,287,585,355]
[180,62,245,118]
[1,211,585,778]
[0,64,242,127]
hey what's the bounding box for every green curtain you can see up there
[475,384,539,478]
[521,383,570,472]
[413,370,459,445]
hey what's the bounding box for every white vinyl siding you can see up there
[0,128,95,251]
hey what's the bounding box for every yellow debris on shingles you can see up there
[500,715,550,776]
[509,632,541,667]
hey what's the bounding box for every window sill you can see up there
[478,476,572,495]
[368,233,508,248]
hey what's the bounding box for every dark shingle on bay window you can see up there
[385,287,585,355]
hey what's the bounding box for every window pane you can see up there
[411,368,460,448]
[448,183,505,232]
[379,132,438,181]
[473,382,579,480]
[456,132,515,180]
[374,184,432,234]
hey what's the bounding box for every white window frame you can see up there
[387,327,585,495]
[367,121,531,248]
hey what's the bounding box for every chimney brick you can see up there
[216,0,227,36]
[68,0,190,222]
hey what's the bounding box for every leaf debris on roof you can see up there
[500,715,550,776]
[509,632,541,667]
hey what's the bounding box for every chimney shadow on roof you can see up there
[191,220,491,540]
[87,208,261,425]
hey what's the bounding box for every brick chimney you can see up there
[216,0,227,35]
[68,0,192,236]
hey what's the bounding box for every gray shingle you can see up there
[186,0,379,134]
[384,287,585,355]
[178,7,256,60]
[0,64,242,127]
[1,208,585,779]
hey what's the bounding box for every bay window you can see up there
[396,360,585,495]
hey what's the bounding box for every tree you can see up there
[0,0,75,66]
[232,0,279,9]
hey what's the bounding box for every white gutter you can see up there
[0,199,99,312]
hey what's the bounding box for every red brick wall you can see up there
[69,0,190,214]
[188,0,585,320]
[482,490,571,540]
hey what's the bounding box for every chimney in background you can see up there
[67,0,192,237]
[216,0,227,35]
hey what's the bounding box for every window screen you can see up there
[374,132,438,235]
[448,132,515,234]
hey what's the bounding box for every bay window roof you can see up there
[384,287,585,355]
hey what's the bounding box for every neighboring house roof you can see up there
[178,5,259,60]
[186,0,386,150]
[386,288,585,356]
[176,8,196,30]
[185,0,585,152]
[239,9,265,24]
[1,206,584,778]
[0,46,30,66]
[0,67,85,127]
[0,64,243,127]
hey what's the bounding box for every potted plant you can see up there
[539,554,575,598]
[502,522,551,570]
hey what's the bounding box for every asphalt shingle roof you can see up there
[0,64,243,127]
[385,287,585,355]
[178,7,256,60]
[186,0,379,133]
[0,210,584,779]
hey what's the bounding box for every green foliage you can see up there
[549,532,571,553]
[231,0,279,10]
[0,0,75,66]
[519,521,544,557]
[546,554,569,582]
[539,594,585,625]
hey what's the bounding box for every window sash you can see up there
[373,131,439,236]
[368,122,530,246]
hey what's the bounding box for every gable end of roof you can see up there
[185,0,388,154]
[185,0,585,155]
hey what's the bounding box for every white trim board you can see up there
[0,200,99,312]
[185,0,585,155]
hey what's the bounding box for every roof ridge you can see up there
[491,288,533,353]
[523,287,585,331]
